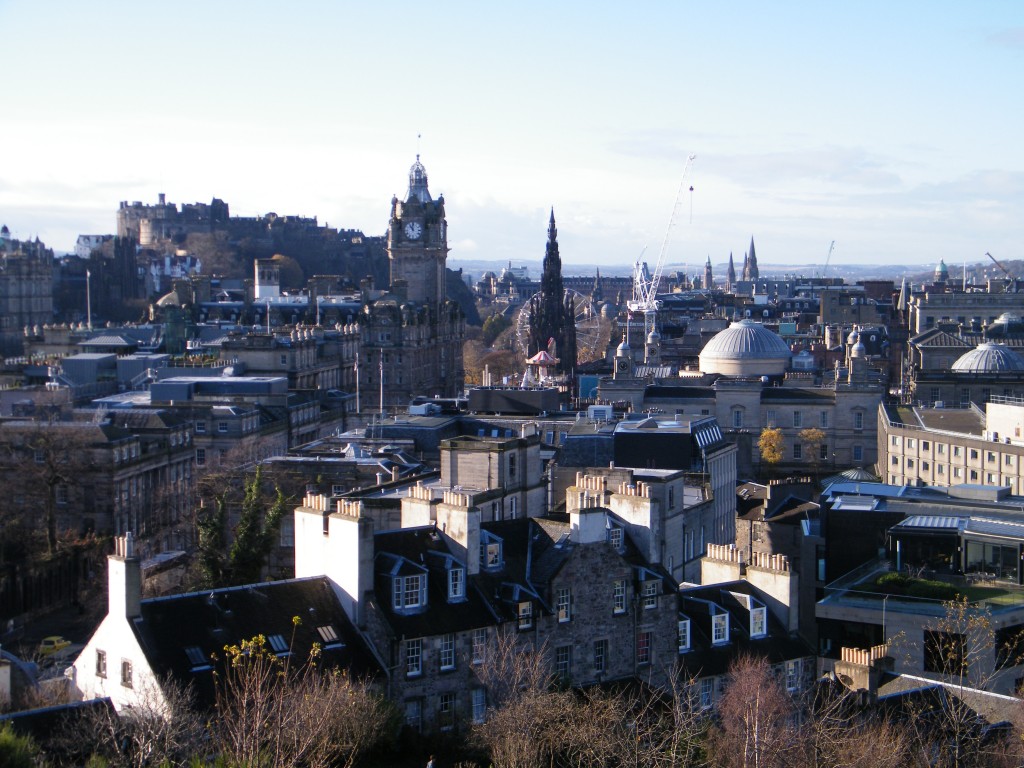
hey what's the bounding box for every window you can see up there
[480,537,502,570]
[316,625,338,643]
[438,692,456,731]
[55,484,69,505]
[280,354,288,365]
[938,444,945,455]
[508,453,516,479]
[854,411,864,430]
[923,461,930,471]
[121,659,133,688]
[440,634,455,671]
[793,444,802,460]
[195,421,206,434]
[609,525,623,550]
[555,645,572,681]
[793,411,802,428]
[1007,455,1014,466]
[33,449,45,465]
[853,445,863,462]
[712,614,728,644]
[820,411,828,428]
[406,638,422,676]
[700,677,714,709]
[732,409,743,429]
[448,567,465,600]
[218,421,228,433]
[557,587,571,622]
[907,459,914,469]
[405,699,422,731]
[472,688,486,724]
[472,628,487,664]
[196,448,206,466]
[751,606,767,638]
[907,438,916,449]
[518,600,533,630]
[95,649,107,678]
[594,639,608,674]
[678,619,691,652]
[765,409,776,427]
[970,449,979,460]
[891,436,900,446]
[613,580,627,614]
[954,446,962,458]
[922,441,930,451]
[393,573,426,610]
[642,579,658,609]
[938,465,945,475]
[785,659,802,692]
[331,483,345,496]
[820,444,828,461]
[637,631,652,665]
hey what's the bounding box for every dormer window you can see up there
[712,613,729,645]
[448,567,465,600]
[750,606,767,638]
[479,532,503,571]
[392,573,427,611]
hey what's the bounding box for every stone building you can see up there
[0,231,54,355]
[357,158,465,410]
[878,397,1024,493]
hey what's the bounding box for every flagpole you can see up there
[379,347,384,419]
[86,269,92,329]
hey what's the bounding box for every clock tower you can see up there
[387,155,448,307]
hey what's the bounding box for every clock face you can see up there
[404,222,422,240]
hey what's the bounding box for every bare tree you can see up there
[709,655,799,768]
[895,596,1024,768]
[49,678,205,768]
[211,622,398,768]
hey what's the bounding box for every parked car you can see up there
[37,636,71,657]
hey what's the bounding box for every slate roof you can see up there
[372,526,501,637]
[678,580,813,679]
[132,576,380,708]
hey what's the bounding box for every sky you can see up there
[1,1,1022,274]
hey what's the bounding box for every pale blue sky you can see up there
[1,1,1022,272]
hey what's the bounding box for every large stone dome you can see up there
[951,342,1024,374]
[699,319,791,376]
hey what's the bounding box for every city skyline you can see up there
[2,1,1022,271]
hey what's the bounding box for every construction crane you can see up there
[820,240,835,280]
[986,251,1016,286]
[628,154,697,340]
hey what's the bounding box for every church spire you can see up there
[727,252,736,291]
[746,236,759,280]
[704,255,713,290]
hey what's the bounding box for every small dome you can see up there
[847,329,860,345]
[851,341,866,358]
[406,155,432,203]
[646,329,661,344]
[935,260,949,279]
[616,336,631,356]
[699,319,791,376]
[951,342,1024,374]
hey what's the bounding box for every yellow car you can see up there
[37,636,71,657]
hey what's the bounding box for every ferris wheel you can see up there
[513,288,608,366]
